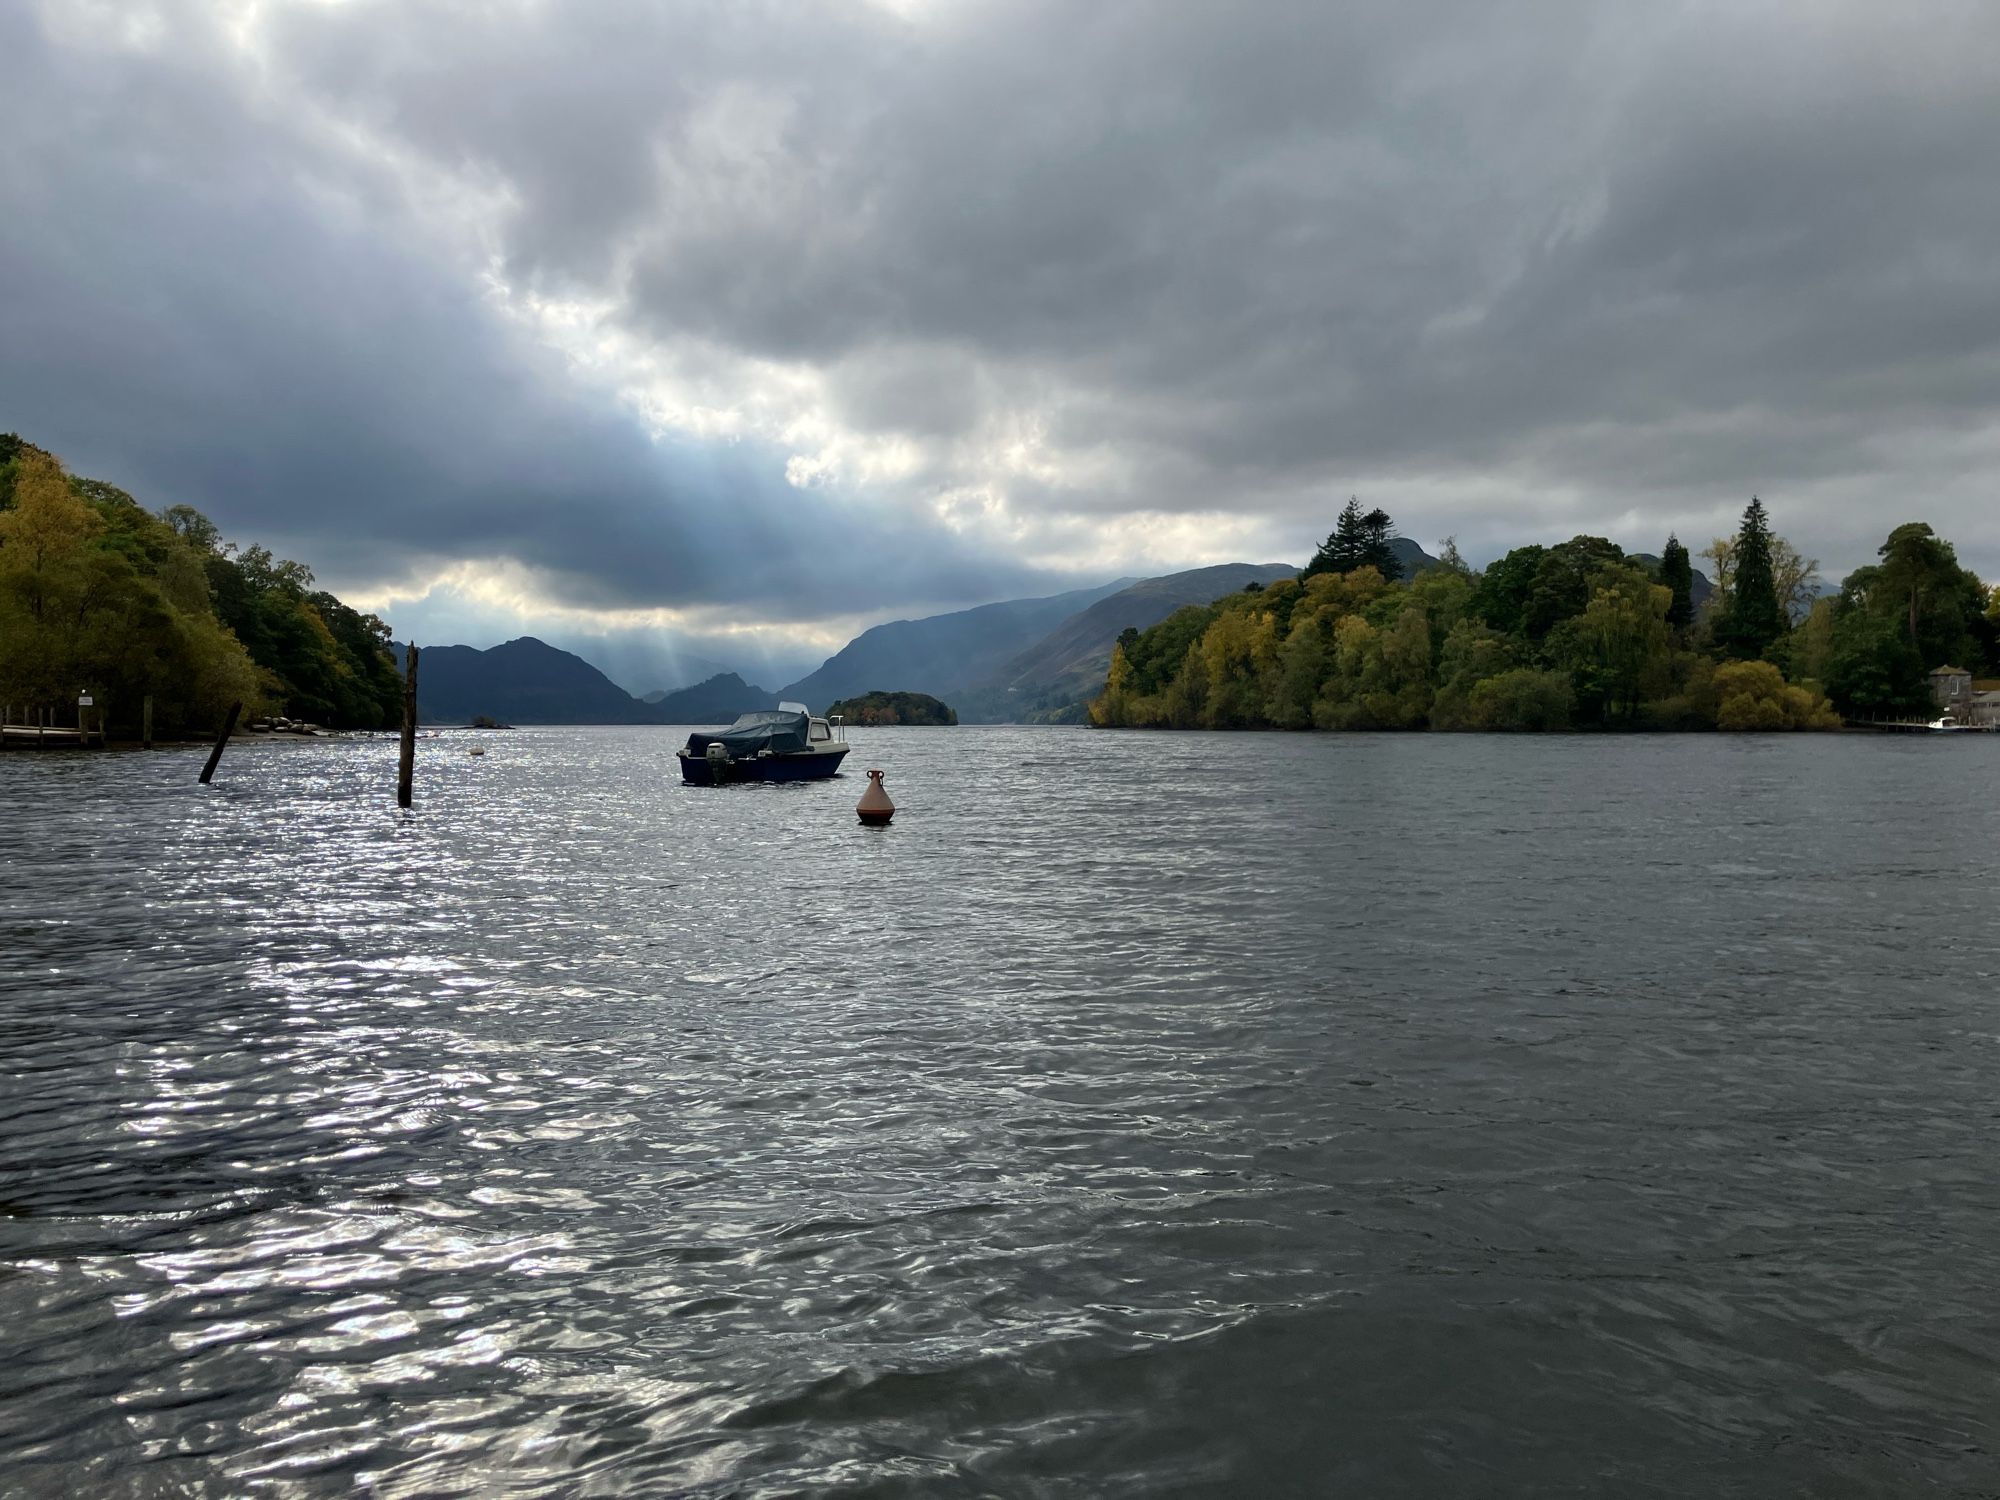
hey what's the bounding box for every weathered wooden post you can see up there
[199,702,242,784]
[142,695,153,751]
[397,643,419,809]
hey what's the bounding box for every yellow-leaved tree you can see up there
[1713,661,1839,730]
[0,449,104,708]
[0,447,266,731]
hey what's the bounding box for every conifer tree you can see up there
[1358,508,1402,580]
[1717,497,1783,658]
[1303,499,1401,581]
[1659,534,1695,635]
[1303,498,1365,581]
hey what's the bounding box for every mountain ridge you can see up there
[954,563,1301,721]
[777,579,1130,707]
[394,637,776,724]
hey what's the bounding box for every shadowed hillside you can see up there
[778,580,1129,708]
[397,638,775,724]
[954,563,1300,722]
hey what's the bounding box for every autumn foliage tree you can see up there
[1091,494,1885,734]
[0,435,398,735]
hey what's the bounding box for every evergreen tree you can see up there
[1871,522,1985,668]
[1659,534,1695,635]
[1358,508,1401,580]
[1303,499,1401,581]
[1716,497,1783,658]
[1303,498,1367,581]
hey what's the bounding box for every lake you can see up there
[2,727,1997,1496]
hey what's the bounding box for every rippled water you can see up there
[3,727,1999,1496]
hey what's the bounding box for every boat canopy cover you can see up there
[684,709,811,757]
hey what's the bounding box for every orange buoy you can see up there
[857,768,895,826]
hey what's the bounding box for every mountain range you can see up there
[392,638,778,725]
[638,653,736,699]
[397,539,1459,725]
[775,579,1131,709]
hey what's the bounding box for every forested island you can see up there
[825,691,958,726]
[1094,499,1999,731]
[0,436,401,737]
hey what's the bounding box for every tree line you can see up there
[0,435,402,737]
[1094,497,1999,731]
[824,691,959,726]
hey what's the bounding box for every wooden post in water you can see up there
[199,701,241,784]
[397,643,419,809]
[142,695,153,751]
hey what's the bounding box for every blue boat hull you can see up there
[678,748,849,785]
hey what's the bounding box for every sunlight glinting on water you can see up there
[4,726,1999,1495]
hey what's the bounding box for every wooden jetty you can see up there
[0,713,104,749]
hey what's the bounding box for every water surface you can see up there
[3,727,1998,1496]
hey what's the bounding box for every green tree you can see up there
[1864,522,1985,670]
[1793,596,1837,688]
[1463,669,1575,731]
[0,438,403,735]
[1429,620,1517,730]
[1267,623,1326,729]
[0,449,105,706]
[1120,603,1220,698]
[1713,497,1784,658]
[1159,642,1209,728]
[1519,536,1625,645]
[1658,534,1695,635]
[1358,508,1400,580]
[1469,544,1546,637]
[0,447,268,734]
[1705,531,1820,629]
[162,504,224,553]
[1823,607,1929,719]
[1404,564,1475,667]
[1558,570,1674,723]
[202,541,399,727]
[1199,605,1279,727]
[1303,499,1400,582]
[1312,604,1430,728]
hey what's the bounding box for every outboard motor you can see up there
[705,741,731,782]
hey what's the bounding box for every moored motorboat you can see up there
[678,704,849,784]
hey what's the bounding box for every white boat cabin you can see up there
[781,701,848,748]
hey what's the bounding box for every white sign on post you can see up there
[78,694,94,708]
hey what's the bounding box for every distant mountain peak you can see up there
[395,639,773,725]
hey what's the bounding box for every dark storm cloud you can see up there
[265,0,2000,567]
[0,2,1068,623]
[5,0,1999,625]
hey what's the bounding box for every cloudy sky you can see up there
[4,0,1997,687]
